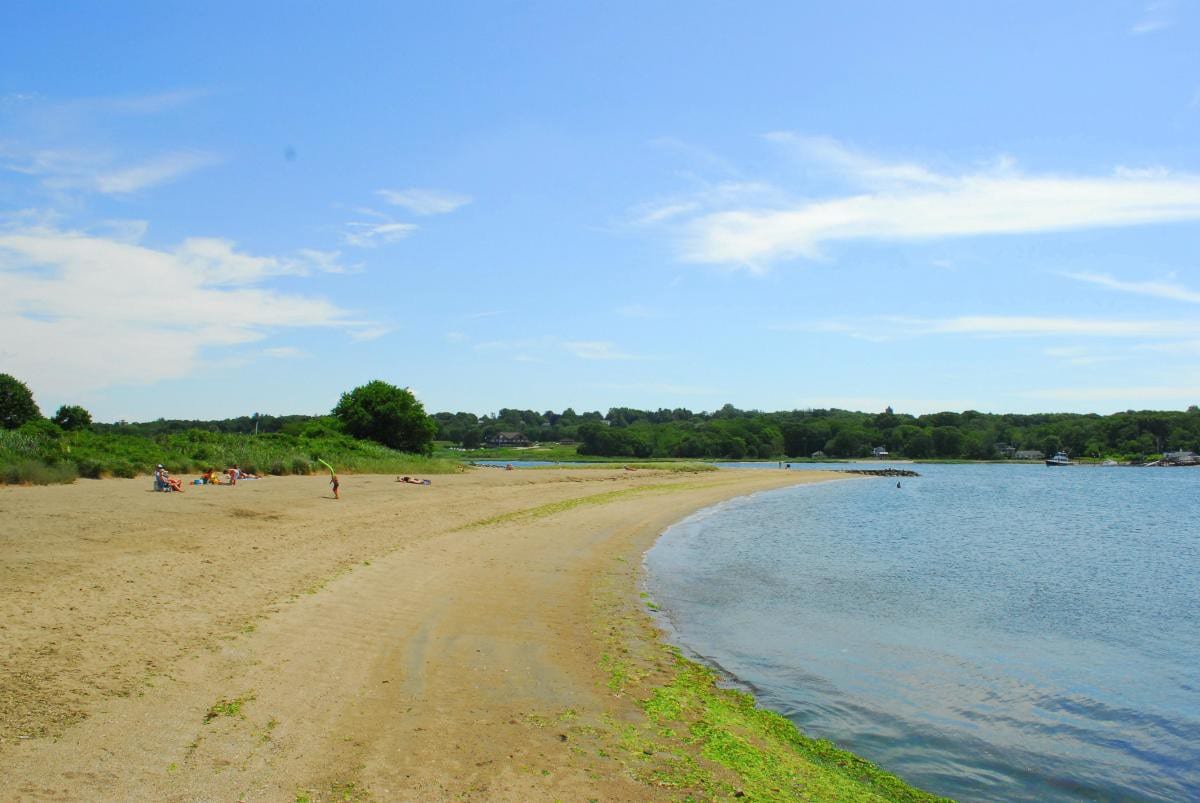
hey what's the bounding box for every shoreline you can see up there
[1,468,938,800]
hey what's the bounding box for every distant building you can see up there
[994,443,1017,458]
[1014,449,1045,460]
[1162,450,1199,466]
[871,446,889,459]
[811,450,827,459]
[486,431,532,447]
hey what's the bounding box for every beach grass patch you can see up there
[204,692,255,723]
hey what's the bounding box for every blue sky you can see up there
[2,1,1198,422]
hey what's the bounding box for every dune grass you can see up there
[0,426,461,485]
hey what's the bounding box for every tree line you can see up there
[432,403,1200,461]
[5,371,1198,464]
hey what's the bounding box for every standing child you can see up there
[330,473,340,500]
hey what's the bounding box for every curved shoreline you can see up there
[0,467,938,800]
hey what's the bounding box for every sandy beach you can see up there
[1,466,837,801]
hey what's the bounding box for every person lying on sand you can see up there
[396,476,431,485]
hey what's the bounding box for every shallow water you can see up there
[645,464,1200,801]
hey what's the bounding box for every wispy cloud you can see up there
[377,188,471,215]
[1063,271,1200,303]
[633,181,777,227]
[2,146,220,195]
[644,134,1200,272]
[0,226,366,395]
[342,220,417,248]
[1131,1,1173,34]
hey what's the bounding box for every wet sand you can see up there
[1,467,834,800]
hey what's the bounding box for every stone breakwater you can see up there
[835,468,921,477]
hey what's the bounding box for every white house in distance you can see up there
[872,446,889,459]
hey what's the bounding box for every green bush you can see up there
[75,459,104,479]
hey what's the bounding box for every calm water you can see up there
[645,464,1200,802]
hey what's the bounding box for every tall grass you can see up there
[0,427,461,485]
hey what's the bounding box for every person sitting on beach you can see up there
[154,464,168,491]
[160,468,184,492]
[201,467,218,485]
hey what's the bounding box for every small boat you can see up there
[1102,459,1118,467]
[1045,451,1073,467]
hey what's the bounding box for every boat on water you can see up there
[1045,451,1073,466]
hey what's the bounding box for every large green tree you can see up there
[0,373,41,429]
[52,404,93,431]
[333,380,437,454]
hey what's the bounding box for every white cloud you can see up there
[0,227,361,396]
[377,188,471,215]
[645,135,1200,272]
[1063,271,1200,304]
[342,220,417,247]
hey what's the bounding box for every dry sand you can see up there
[1,466,837,801]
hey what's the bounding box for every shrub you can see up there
[75,459,104,479]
